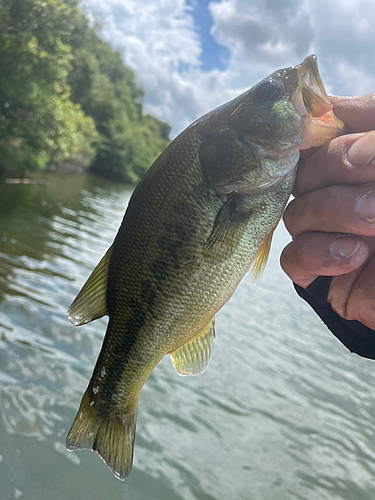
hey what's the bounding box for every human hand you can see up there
[281,94,375,329]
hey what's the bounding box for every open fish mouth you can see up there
[226,55,347,195]
[236,55,347,194]
[293,55,346,149]
[296,55,332,118]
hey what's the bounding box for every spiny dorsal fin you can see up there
[250,230,274,283]
[67,245,112,326]
[170,318,215,376]
[66,389,137,481]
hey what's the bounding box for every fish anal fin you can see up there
[66,389,137,481]
[250,230,274,283]
[171,318,215,376]
[67,245,112,326]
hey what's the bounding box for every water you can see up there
[1,173,375,500]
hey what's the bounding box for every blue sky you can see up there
[80,0,375,136]
[186,0,229,71]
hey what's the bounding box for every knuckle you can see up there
[312,195,329,224]
[283,201,296,233]
[292,233,323,273]
[279,245,294,277]
[345,299,368,323]
[293,239,309,267]
[330,300,348,320]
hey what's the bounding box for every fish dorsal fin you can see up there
[250,230,274,283]
[170,318,215,376]
[67,245,112,326]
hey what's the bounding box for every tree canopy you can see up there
[0,0,171,182]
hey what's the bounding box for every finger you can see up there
[295,94,375,171]
[327,265,367,321]
[294,132,375,196]
[331,94,375,133]
[344,253,375,328]
[280,232,369,289]
[327,238,375,327]
[284,184,375,238]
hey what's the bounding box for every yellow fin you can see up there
[67,245,112,326]
[250,230,274,283]
[170,318,215,376]
[66,389,137,481]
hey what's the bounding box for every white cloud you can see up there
[334,62,375,97]
[80,0,205,134]
[80,0,375,136]
[210,0,314,65]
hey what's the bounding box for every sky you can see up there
[80,0,375,137]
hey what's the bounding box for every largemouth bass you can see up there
[66,55,345,480]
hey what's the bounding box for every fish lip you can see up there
[293,54,332,119]
[292,55,346,149]
[297,55,330,103]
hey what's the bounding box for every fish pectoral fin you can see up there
[203,192,252,262]
[170,318,215,376]
[250,230,274,283]
[66,245,112,326]
[66,389,137,481]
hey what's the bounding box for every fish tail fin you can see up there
[66,390,137,481]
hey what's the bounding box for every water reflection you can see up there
[0,173,375,500]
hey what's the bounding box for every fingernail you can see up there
[347,133,375,166]
[355,191,375,223]
[331,235,361,258]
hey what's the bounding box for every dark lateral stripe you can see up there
[92,301,149,405]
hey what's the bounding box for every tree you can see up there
[67,10,171,182]
[0,0,170,181]
[0,0,97,172]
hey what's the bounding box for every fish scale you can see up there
[65,55,345,480]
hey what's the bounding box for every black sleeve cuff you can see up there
[294,276,375,360]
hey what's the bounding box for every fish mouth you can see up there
[292,55,346,149]
[296,55,332,118]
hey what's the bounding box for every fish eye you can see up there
[256,80,283,101]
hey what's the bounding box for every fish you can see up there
[65,55,345,480]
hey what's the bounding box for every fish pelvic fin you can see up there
[67,245,112,326]
[66,390,137,481]
[250,230,274,283]
[170,317,215,376]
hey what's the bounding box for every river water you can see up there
[1,173,375,500]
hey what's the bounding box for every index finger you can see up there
[294,132,375,196]
[294,94,375,196]
[331,94,375,133]
[298,94,375,164]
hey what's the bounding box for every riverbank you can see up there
[0,160,140,187]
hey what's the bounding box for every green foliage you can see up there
[0,0,97,171]
[90,116,171,183]
[67,11,170,182]
[0,0,171,181]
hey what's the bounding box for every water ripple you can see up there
[0,175,375,499]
